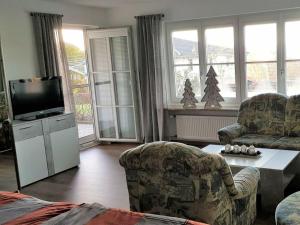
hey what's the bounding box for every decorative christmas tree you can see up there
[201,66,224,109]
[180,79,198,108]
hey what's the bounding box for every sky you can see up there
[62,29,85,50]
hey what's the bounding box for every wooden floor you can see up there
[19,143,279,225]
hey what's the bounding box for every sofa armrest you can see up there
[218,123,245,144]
[232,167,260,200]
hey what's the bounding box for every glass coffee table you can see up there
[202,144,300,212]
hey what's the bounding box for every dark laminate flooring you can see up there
[0,151,18,192]
[19,143,283,225]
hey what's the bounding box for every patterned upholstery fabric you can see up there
[285,95,300,137]
[119,142,260,225]
[218,93,300,150]
[237,93,287,136]
[276,191,300,225]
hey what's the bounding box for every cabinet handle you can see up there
[19,126,33,130]
[56,118,66,122]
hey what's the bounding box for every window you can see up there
[171,30,201,98]
[244,23,277,97]
[205,27,236,98]
[166,9,300,107]
[285,20,300,96]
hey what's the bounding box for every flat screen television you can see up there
[9,76,65,120]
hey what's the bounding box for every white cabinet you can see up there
[15,136,48,187]
[12,113,80,188]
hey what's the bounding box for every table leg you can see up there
[260,169,284,212]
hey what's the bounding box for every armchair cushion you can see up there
[285,95,300,137]
[218,123,246,145]
[276,191,300,225]
[232,134,281,148]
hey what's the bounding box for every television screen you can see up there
[9,77,65,120]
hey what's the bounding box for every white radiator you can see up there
[176,116,236,141]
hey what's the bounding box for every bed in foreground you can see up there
[0,191,208,225]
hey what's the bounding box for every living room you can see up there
[1,0,300,224]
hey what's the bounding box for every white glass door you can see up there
[86,28,139,142]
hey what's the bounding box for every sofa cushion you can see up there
[275,191,300,225]
[271,137,300,150]
[232,134,281,148]
[237,93,287,136]
[285,95,300,137]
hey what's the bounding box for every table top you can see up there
[202,145,299,171]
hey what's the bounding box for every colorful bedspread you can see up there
[0,191,208,225]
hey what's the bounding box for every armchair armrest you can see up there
[232,167,260,200]
[218,123,245,144]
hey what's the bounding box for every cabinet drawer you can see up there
[13,121,43,142]
[48,114,76,133]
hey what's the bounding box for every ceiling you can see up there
[47,0,169,8]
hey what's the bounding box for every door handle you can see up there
[19,126,33,130]
[56,118,66,122]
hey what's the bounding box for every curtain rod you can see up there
[134,14,164,19]
[30,12,64,17]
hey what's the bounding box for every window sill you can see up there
[165,103,239,111]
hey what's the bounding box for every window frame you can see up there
[165,8,300,108]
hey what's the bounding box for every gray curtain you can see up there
[31,12,73,111]
[136,14,164,142]
[31,13,65,77]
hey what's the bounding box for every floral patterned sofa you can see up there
[119,141,260,225]
[0,93,10,150]
[218,93,300,150]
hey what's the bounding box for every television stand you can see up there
[20,112,64,121]
[12,113,80,188]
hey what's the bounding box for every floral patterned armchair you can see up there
[119,142,260,225]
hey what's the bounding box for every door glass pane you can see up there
[205,27,234,63]
[172,30,199,65]
[72,87,94,138]
[245,23,277,62]
[285,21,300,60]
[90,38,109,72]
[94,72,110,83]
[114,72,132,106]
[117,107,135,139]
[95,82,112,106]
[174,65,201,98]
[110,36,129,71]
[286,61,300,96]
[246,63,277,97]
[97,107,116,138]
[207,64,236,98]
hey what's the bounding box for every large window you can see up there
[205,27,236,98]
[244,23,277,97]
[167,9,300,106]
[285,20,300,96]
[171,30,201,98]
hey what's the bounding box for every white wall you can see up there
[106,0,300,26]
[0,0,108,82]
